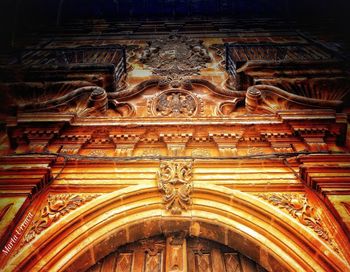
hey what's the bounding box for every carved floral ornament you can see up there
[256,193,340,253]
[21,193,99,246]
[157,160,193,214]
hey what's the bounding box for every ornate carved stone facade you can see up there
[0,15,350,272]
[21,193,99,245]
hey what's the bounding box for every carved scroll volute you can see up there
[245,87,262,113]
[87,88,108,113]
[157,161,193,215]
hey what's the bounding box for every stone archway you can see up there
[6,184,348,272]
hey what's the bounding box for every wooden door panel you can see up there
[144,252,163,272]
[116,253,133,272]
[86,235,266,272]
[195,254,212,272]
[224,253,241,272]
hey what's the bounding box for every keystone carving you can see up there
[157,161,193,214]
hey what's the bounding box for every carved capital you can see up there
[157,161,193,214]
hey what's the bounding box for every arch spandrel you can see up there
[5,183,350,272]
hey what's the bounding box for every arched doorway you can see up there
[7,186,348,272]
[86,234,267,272]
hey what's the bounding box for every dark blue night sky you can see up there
[3,0,348,26]
[0,0,349,49]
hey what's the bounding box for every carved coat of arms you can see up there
[140,35,211,78]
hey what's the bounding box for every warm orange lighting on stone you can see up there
[0,18,350,272]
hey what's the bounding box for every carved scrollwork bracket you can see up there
[157,161,193,215]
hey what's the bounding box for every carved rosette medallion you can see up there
[157,161,193,214]
[149,89,200,117]
[257,193,340,253]
[140,34,211,78]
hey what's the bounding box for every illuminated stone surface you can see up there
[0,11,350,272]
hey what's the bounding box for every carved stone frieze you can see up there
[191,149,211,157]
[21,193,99,245]
[88,150,107,157]
[140,148,162,157]
[257,193,340,253]
[140,34,211,79]
[157,161,193,214]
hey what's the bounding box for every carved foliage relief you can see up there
[257,193,340,253]
[22,193,99,245]
[157,161,193,214]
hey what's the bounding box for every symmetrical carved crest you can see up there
[157,161,193,214]
[257,193,340,253]
[150,90,198,117]
[140,34,211,78]
[21,193,99,245]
